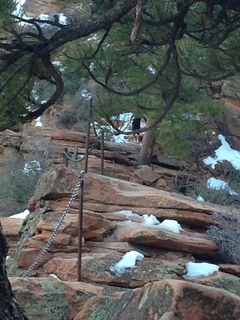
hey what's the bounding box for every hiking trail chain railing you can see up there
[21,171,84,278]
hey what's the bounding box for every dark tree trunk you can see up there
[0,223,28,320]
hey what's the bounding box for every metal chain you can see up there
[21,171,84,278]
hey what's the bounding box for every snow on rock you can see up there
[184,262,219,279]
[9,209,30,219]
[117,210,141,220]
[50,273,61,281]
[207,177,238,195]
[203,134,240,170]
[142,214,160,226]
[158,219,184,233]
[197,195,205,202]
[110,250,144,276]
[142,215,183,233]
[35,117,43,127]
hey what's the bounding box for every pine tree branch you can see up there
[81,45,171,96]
[25,55,64,119]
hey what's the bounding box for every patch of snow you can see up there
[50,273,61,280]
[87,34,99,42]
[142,214,160,226]
[37,13,67,25]
[118,113,133,122]
[110,250,144,276]
[140,215,184,233]
[158,219,184,233]
[9,209,30,219]
[116,210,141,218]
[147,65,156,75]
[35,117,43,127]
[183,262,219,279]
[13,0,26,16]
[23,160,41,174]
[58,13,67,25]
[207,177,238,195]
[53,60,66,72]
[203,134,240,170]
[119,210,135,216]
[110,134,129,144]
[196,195,205,202]
[38,13,50,20]
[141,215,183,233]
[81,89,92,100]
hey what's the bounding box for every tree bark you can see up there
[0,223,28,320]
[139,118,155,165]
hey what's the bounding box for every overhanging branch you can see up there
[25,55,64,119]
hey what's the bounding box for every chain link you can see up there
[21,171,84,278]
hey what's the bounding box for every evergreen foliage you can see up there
[0,0,16,27]
[1,0,240,159]
[156,82,224,160]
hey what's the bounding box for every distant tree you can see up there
[1,0,240,162]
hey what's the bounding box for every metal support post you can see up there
[77,171,84,281]
[100,130,104,175]
[84,100,92,173]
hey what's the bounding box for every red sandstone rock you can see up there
[74,279,240,320]
[0,218,23,238]
[115,224,218,255]
[219,264,240,277]
[32,230,72,246]
[155,177,167,189]
[134,165,161,185]
[18,248,52,269]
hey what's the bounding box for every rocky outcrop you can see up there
[9,277,240,320]
[10,277,107,320]
[74,279,240,320]
[6,168,238,286]
[0,218,23,254]
[1,122,240,318]
[211,75,240,149]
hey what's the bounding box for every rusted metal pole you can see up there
[84,100,92,173]
[77,171,84,281]
[100,130,104,175]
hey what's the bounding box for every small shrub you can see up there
[207,212,240,265]
[189,179,240,208]
[56,108,78,128]
[56,103,89,131]
[0,154,42,216]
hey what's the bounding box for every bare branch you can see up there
[130,0,148,44]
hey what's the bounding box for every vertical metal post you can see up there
[77,171,84,282]
[74,148,78,161]
[100,130,104,175]
[74,147,78,169]
[84,100,92,173]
